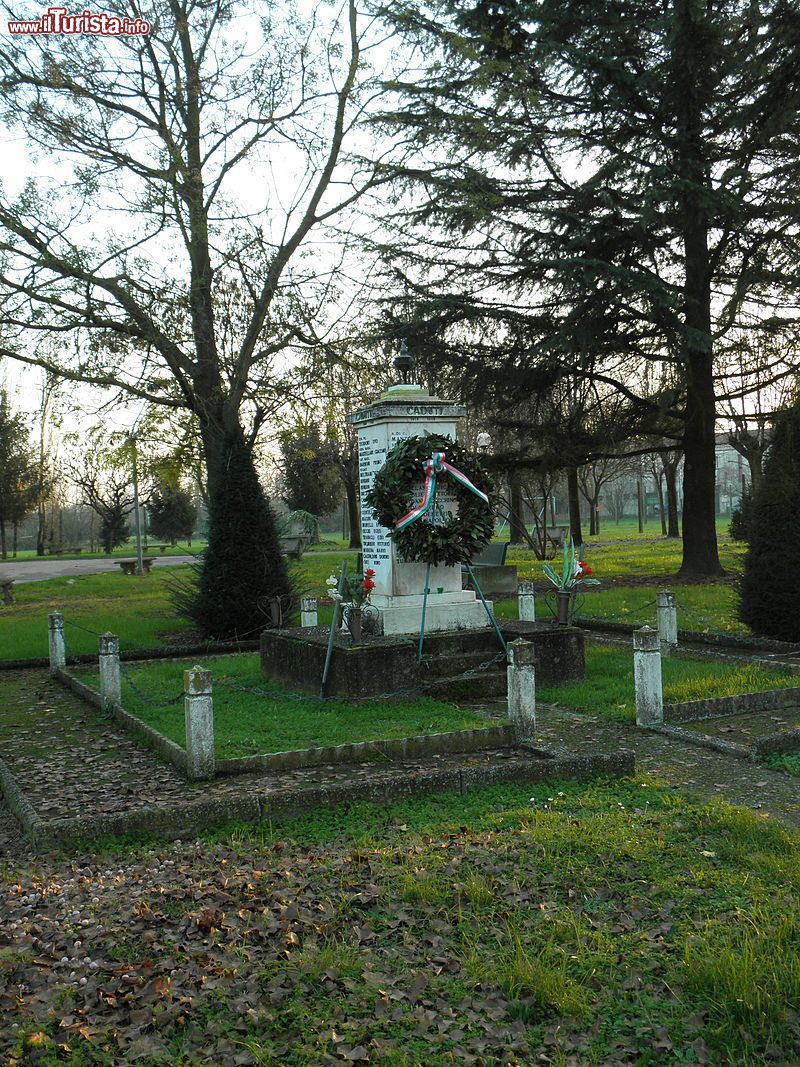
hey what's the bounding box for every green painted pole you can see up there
[320,560,348,698]
[465,562,508,656]
[417,562,432,662]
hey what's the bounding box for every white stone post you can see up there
[507,638,536,743]
[184,666,215,780]
[656,588,678,653]
[300,597,318,627]
[518,580,536,622]
[48,611,66,675]
[98,633,121,710]
[634,625,663,727]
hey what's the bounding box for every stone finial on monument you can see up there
[347,349,492,637]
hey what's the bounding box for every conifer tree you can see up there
[739,403,800,640]
[377,0,800,575]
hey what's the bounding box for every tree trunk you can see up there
[675,0,723,577]
[509,472,526,544]
[654,469,667,535]
[36,501,46,556]
[345,476,361,549]
[567,466,582,547]
[664,458,681,538]
[0,520,6,560]
[12,522,18,558]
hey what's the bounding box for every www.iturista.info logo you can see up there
[8,6,151,35]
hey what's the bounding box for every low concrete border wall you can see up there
[0,639,260,673]
[663,686,800,724]
[0,748,635,850]
[577,616,800,656]
[216,725,516,774]
[753,728,800,759]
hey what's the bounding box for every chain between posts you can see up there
[574,597,658,623]
[118,661,184,708]
[215,650,509,707]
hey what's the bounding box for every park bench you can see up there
[0,579,14,605]
[280,535,309,561]
[462,542,517,596]
[545,527,569,550]
[117,558,156,575]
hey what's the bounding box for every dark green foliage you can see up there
[377,0,800,577]
[0,391,37,558]
[367,433,494,565]
[739,405,800,639]
[191,432,292,639]
[280,428,340,517]
[148,481,197,545]
[99,515,130,554]
[729,487,753,542]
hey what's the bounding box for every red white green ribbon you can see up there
[395,450,489,532]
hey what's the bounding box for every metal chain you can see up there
[574,597,658,623]
[119,662,184,708]
[672,598,728,634]
[214,650,509,706]
[63,617,104,637]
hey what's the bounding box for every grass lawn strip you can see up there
[537,643,800,723]
[78,653,492,759]
[2,779,800,1065]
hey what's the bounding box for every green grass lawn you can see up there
[491,582,745,634]
[0,537,753,662]
[537,643,800,722]
[0,567,196,660]
[78,652,491,758]
[6,778,800,1065]
[509,534,745,581]
[497,515,737,543]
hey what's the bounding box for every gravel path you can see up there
[0,556,195,584]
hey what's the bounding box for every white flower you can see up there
[326,575,338,588]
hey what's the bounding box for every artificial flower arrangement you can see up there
[543,538,601,591]
[326,568,377,608]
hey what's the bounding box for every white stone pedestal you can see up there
[348,384,491,637]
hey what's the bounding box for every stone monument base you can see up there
[260,621,585,702]
[372,589,491,636]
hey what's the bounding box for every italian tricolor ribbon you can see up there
[395,451,489,532]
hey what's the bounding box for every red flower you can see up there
[364,568,376,577]
[362,578,375,592]
[579,563,593,576]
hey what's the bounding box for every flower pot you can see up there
[347,607,364,643]
[556,589,574,626]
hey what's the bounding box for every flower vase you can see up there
[347,607,364,643]
[556,589,573,626]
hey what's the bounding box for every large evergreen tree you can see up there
[739,402,800,640]
[377,0,800,575]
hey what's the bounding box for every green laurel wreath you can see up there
[365,433,495,566]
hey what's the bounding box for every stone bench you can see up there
[117,558,156,575]
[545,526,569,549]
[462,542,518,596]
[0,579,14,605]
